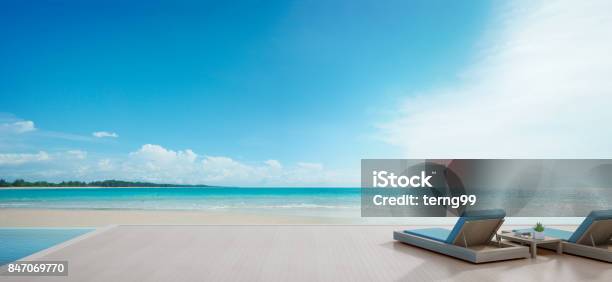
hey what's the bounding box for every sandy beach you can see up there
[0,208,585,227]
[0,208,351,227]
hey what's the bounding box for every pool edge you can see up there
[16,225,118,262]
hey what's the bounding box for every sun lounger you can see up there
[393,209,529,263]
[517,210,612,263]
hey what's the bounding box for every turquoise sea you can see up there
[0,188,362,218]
[0,187,588,224]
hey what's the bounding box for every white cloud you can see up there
[130,144,197,164]
[0,120,36,134]
[0,151,49,165]
[201,156,257,183]
[122,144,199,184]
[0,114,92,143]
[378,0,612,158]
[0,150,89,166]
[123,145,338,185]
[0,144,356,186]
[120,145,354,186]
[97,159,114,171]
[264,159,282,170]
[92,131,118,138]
[66,150,87,160]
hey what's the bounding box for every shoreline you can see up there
[0,186,210,190]
[0,186,217,190]
[0,186,358,190]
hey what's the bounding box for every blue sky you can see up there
[2,1,611,186]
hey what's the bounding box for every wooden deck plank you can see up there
[1,225,610,282]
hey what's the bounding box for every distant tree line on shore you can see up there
[0,179,207,188]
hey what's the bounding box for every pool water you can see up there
[0,228,93,265]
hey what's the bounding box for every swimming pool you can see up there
[0,228,93,265]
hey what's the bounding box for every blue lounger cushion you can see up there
[404,228,451,243]
[568,210,612,243]
[404,209,506,244]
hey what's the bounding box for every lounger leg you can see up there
[531,242,537,258]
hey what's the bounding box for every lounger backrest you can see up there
[569,210,612,244]
[573,219,612,246]
[446,209,506,246]
[450,218,504,247]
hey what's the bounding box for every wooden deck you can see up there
[2,225,611,282]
